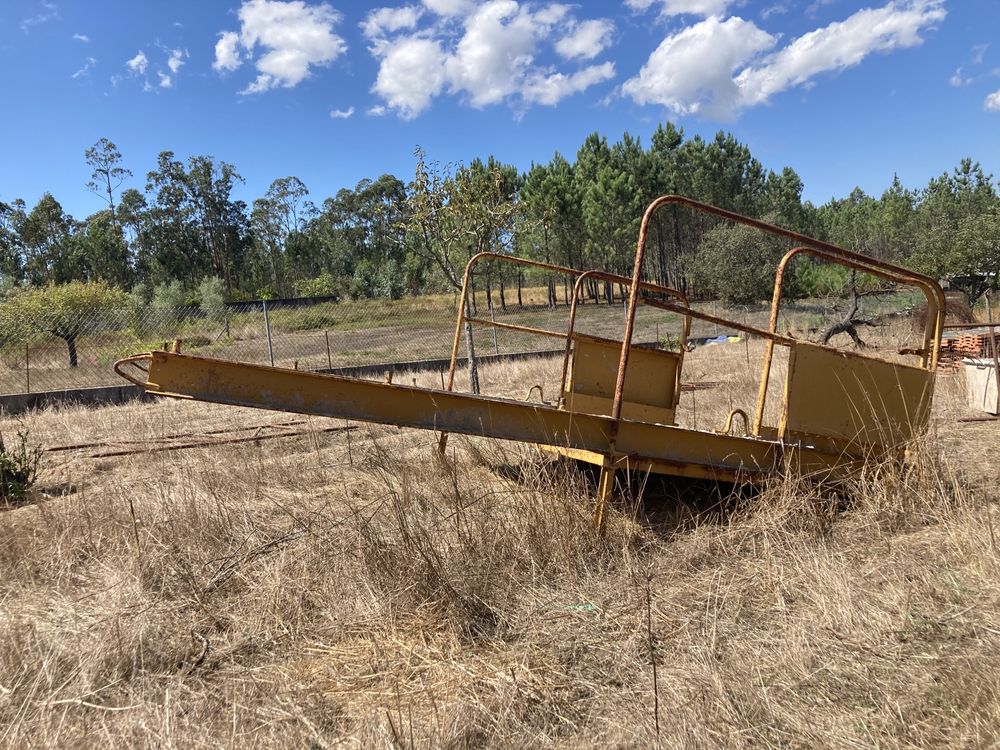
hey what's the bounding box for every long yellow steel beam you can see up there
[135,351,785,478]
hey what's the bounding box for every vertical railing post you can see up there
[489,303,500,356]
[263,299,275,367]
[25,345,30,393]
[325,330,333,370]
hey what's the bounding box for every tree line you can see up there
[0,126,997,311]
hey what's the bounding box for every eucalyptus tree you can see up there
[84,138,131,232]
[251,176,309,296]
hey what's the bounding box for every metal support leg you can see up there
[595,463,615,534]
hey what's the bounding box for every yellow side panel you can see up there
[566,338,678,422]
[564,392,675,425]
[782,342,933,451]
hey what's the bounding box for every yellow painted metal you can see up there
[115,196,950,519]
[564,337,678,426]
[124,350,885,486]
[779,342,934,455]
[133,350,814,474]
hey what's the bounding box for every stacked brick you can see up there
[939,330,998,372]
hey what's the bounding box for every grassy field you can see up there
[1,330,998,747]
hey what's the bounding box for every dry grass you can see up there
[1,340,999,748]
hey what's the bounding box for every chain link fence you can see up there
[0,279,922,398]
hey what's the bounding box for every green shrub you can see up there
[0,428,41,504]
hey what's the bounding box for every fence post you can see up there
[263,300,275,367]
[25,345,30,393]
[489,304,500,356]
[325,330,333,370]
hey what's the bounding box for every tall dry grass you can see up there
[0,344,998,747]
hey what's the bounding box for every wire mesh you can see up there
[0,268,924,398]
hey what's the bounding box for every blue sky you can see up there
[1,0,998,219]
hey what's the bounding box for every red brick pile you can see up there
[938,331,998,372]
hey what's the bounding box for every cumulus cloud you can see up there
[422,0,474,17]
[213,0,348,94]
[361,5,423,47]
[214,31,242,72]
[625,0,736,17]
[369,0,616,117]
[555,19,614,61]
[623,0,946,119]
[986,90,1000,112]
[622,16,775,118]
[373,36,448,118]
[158,71,173,88]
[736,0,947,109]
[126,51,148,75]
[330,106,355,118]
[73,33,89,42]
[522,62,616,105]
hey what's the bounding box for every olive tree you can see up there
[0,281,128,367]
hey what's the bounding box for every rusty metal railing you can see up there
[438,252,691,452]
[617,196,945,443]
[752,245,946,434]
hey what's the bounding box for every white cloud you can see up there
[158,71,173,88]
[213,0,348,94]
[367,105,388,115]
[71,56,96,79]
[214,31,242,72]
[986,90,1000,112]
[330,106,355,118]
[361,6,423,45]
[760,4,788,20]
[373,36,448,118]
[21,1,59,33]
[972,43,989,66]
[625,0,735,17]
[73,33,90,43]
[445,1,567,108]
[622,16,775,118]
[523,62,615,105]
[624,0,947,119]
[949,67,970,87]
[167,48,187,74]
[422,0,474,17]
[554,19,614,61]
[369,0,616,117]
[126,51,148,75]
[737,0,946,109]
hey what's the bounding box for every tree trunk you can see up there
[463,296,480,394]
[62,334,78,368]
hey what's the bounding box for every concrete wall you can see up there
[0,348,564,417]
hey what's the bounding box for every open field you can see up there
[1,332,999,747]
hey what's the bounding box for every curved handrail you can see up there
[558,269,690,409]
[613,195,946,435]
[113,353,153,388]
[752,245,945,434]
